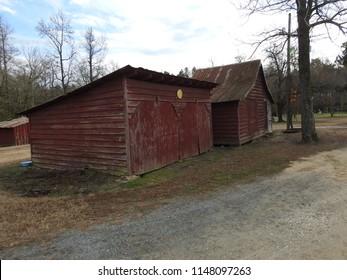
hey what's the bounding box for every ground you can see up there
[0,118,346,259]
[0,144,30,167]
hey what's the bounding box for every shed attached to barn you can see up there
[193,60,274,145]
[21,65,217,175]
[0,117,30,146]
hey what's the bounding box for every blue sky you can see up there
[1,0,346,74]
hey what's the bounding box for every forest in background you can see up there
[0,12,116,121]
[1,12,347,122]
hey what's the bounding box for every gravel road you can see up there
[1,147,347,259]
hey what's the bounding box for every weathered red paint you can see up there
[21,66,217,175]
[126,78,214,174]
[0,117,30,146]
[194,60,274,145]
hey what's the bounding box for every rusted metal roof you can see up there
[0,117,29,128]
[193,60,274,103]
[21,65,218,115]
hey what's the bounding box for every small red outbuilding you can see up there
[21,65,217,175]
[0,117,30,147]
[193,60,274,145]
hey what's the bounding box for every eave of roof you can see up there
[0,117,29,128]
[20,65,218,115]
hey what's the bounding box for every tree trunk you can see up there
[297,0,318,143]
[277,103,285,122]
[59,49,66,95]
[89,52,93,82]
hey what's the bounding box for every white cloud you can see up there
[0,0,16,14]
[90,0,240,72]
[42,0,64,9]
[6,0,346,74]
[72,14,106,27]
[0,5,15,14]
[69,0,91,7]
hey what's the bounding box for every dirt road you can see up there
[1,146,346,259]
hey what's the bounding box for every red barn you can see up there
[0,117,30,146]
[21,65,217,175]
[193,60,274,145]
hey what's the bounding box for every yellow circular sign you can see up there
[177,89,183,99]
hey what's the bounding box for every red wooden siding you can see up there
[212,71,272,146]
[23,66,217,175]
[179,103,199,160]
[128,101,180,174]
[194,60,274,146]
[29,79,128,174]
[13,124,30,146]
[238,74,270,144]
[196,103,213,154]
[0,118,30,146]
[0,129,12,146]
[126,79,212,174]
[0,126,30,146]
[212,101,239,145]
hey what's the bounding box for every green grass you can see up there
[210,165,282,186]
[122,164,180,188]
[314,112,347,118]
[272,113,347,126]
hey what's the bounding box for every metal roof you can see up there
[0,117,29,128]
[193,60,274,103]
[21,65,218,115]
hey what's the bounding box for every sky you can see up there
[0,0,346,74]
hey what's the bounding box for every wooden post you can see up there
[286,13,293,130]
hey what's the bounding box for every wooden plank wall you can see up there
[126,79,212,174]
[211,101,239,145]
[238,74,270,144]
[14,122,30,145]
[0,129,12,146]
[29,79,127,174]
[0,123,30,146]
[212,73,272,146]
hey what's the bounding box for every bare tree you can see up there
[265,44,287,122]
[0,15,19,119]
[14,47,44,110]
[36,10,76,94]
[238,0,347,143]
[234,54,247,63]
[77,27,107,85]
[336,41,347,67]
[311,58,338,116]
[106,60,120,74]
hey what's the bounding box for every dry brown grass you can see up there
[1,119,347,250]
[0,144,30,167]
[0,193,89,248]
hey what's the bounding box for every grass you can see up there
[0,118,347,250]
[273,112,347,124]
[0,166,122,197]
[314,112,347,118]
[123,167,179,189]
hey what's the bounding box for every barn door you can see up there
[179,103,199,159]
[128,101,157,174]
[128,101,179,174]
[197,103,212,153]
